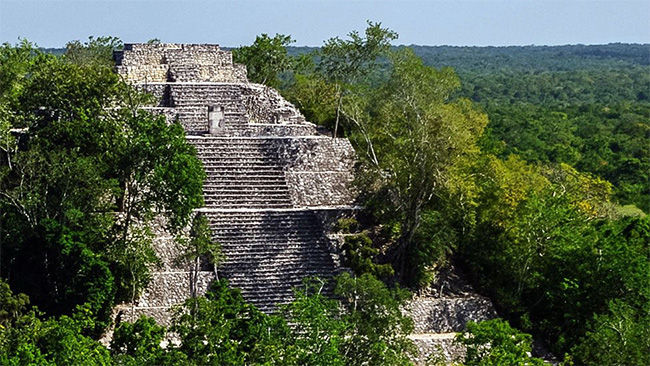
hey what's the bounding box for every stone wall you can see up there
[241,83,306,124]
[138,83,310,136]
[404,295,497,334]
[279,137,356,207]
[115,43,247,84]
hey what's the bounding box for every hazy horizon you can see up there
[1,0,648,48]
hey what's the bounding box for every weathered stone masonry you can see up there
[114,43,357,320]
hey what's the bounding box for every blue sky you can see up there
[1,0,648,48]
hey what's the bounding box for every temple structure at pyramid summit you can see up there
[112,43,498,364]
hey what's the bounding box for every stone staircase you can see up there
[203,209,339,313]
[189,137,292,209]
[403,265,498,364]
[113,44,355,326]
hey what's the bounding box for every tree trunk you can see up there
[333,86,342,138]
[191,254,199,298]
[392,203,422,282]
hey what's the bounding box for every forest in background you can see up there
[286,43,650,213]
[0,29,647,365]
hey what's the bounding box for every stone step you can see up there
[213,230,322,238]
[211,221,316,229]
[214,234,325,242]
[203,193,291,199]
[204,212,321,221]
[224,270,335,280]
[404,295,498,334]
[202,167,285,172]
[202,177,287,183]
[193,148,282,155]
[203,172,286,177]
[203,188,290,194]
[203,196,292,203]
[199,156,282,161]
[218,250,332,259]
[204,203,292,209]
[203,182,288,188]
[203,184,290,190]
[200,159,284,165]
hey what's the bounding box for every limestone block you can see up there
[241,83,306,124]
[286,171,356,207]
[410,337,466,365]
[136,271,215,308]
[404,296,498,333]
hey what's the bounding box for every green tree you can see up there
[0,40,204,331]
[181,213,224,298]
[571,300,650,366]
[111,316,188,365]
[170,279,273,365]
[318,21,397,137]
[233,33,294,88]
[282,72,338,129]
[335,273,415,366]
[347,48,487,278]
[280,278,346,366]
[64,36,123,67]
[0,283,111,366]
[455,319,545,366]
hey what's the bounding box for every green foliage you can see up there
[571,300,650,366]
[459,153,650,356]
[187,213,224,272]
[0,283,111,366]
[107,274,417,365]
[181,213,224,297]
[482,103,649,212]
[37,315,112,366]
[318,20,397,85]
[0,40,204,333]
[344,47,486,280]
[282,72,338,129]
[64,36,122,67]
[280,278,346,366]
[412,44,650,213]
[456,319,545,366]
[111,316,188,365]
[342,232,394,278]
[0,280,31,329]
[404,209,457,288]
[335,272,415,366]
[334,217,360,233]
[233,33,294,88]
[170,279,273,365]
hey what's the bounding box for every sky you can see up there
[0,0,648,48]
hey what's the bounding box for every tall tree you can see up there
[0,41,204,327]
[232,33,294,88]
[345,48,487,276]
[318,20,397,137]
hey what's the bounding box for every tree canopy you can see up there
[0,39,204,333]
